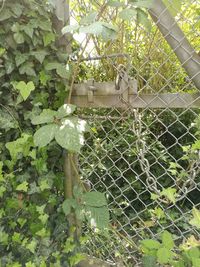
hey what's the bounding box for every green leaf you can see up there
[62,199,75,215]
[162,231,174,249]
[161,187,177,204]
[189,208,200,229]
[62,24,79,34]
[31,109,57,125]
[23,25,34,38]
[39,70,50,86]
[130,0,153,8]
[80,21,104,35]
[26,240,37,253]
[43,32,55,46]
[107,0,125,7]
[119,8,137,21]
[142,255,157,267]
[141,239,161,250]
[14,32,25,44]
[82,192,107,207]
[0,109,18,130]
[45,62,61,71]
[15,53,28,67]
[19,62,36,76]
[0,9,12,21]
[80,12,98,25]
[34,124,58,148]
[55,117,87,152]
[31,51,48,64]
[85,206,109,229]
[56,104,76,119]
[16,181,28,192]
[157,247,173,264]
[192,258,200,267]
[56,65,69,79]
[137,9,152,32]
[0,186,6,198]
[16,81,35,100]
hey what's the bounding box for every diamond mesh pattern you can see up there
[68,1,200,266]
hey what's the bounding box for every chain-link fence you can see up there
[66,0,200,266]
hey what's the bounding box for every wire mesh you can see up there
[68,0,200,266]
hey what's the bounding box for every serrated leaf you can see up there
[82,192,107,207]
[55,117,87,152]
[31,109,57,125]
[16,181,28,192]
[119,8,137,21]
[157,247,172,264]
[189,208,200,229]
[142,255,157,267]
[141,239,161,249]
[16,81,35,100]
[56,104,76,119]
[85,206,109,229]
[80,12,98,25]
[162,231,174,249]
[62,24,79,35]
[34,124,58,148]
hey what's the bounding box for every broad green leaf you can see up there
[162,231,174,249]
[39,179,51,191]
[192,140,200,150]
[56,65,69,79]
[14,32,25,44]
[15,53,28,67]
[19,62,36,76]
[62,24,79,34]
[16,181,28,192]
[23,24,34,38]
[55,117,87,152]
[31,109,57,125]
[157,247,172,264]
[192,258,200,267]
[26,240,37,253]
[187,247,200,259]
[0,9,12,21]
[0,186,6,198]
[141,239,161,250]
[39,214,49,224]
[56,104,76,119]
[62,198,76,215]
[0,109,19,130]
[107,0,125,7]
[80,21,104,35]
[82,192,107,207]
[137,9,152,32]
[34,124,58,148]
[161,187,177,204]
[189,208,200,229]
[45,62,61,71]
[80,12,98,25]
[85,206,109,229]
[119,8,137,21]
[16,81,35,100]
[39,70,51,86]
[142,255,157,267]
[31,51,47,64]
[11,3,23,17]
[130,0,153,8]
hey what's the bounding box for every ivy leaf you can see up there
[157,247,172,264]
[82,192,107,207]
[56,65,69,79]
[15,54,28,67]
[16,181,28,192]
[162,231,174,249]
[31,109,57,125]
[14,32,25,44]
[26,240,37,253]
[142,255,157,267]
[31,51,48,64]
[56,104,76,119]
[43,32,55,46]
[80,21,104,35]
[55,117,87,152]
[189,208,200,229]
[16,81,35,101]
[0,9,12,21]
[0,109,18,130]
[192,258,200,267]
[19,62,36,76]
[119,8,137,21]
[34,124,58,148]
[161,187,177,204]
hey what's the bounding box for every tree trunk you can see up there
[149,0,200,90]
